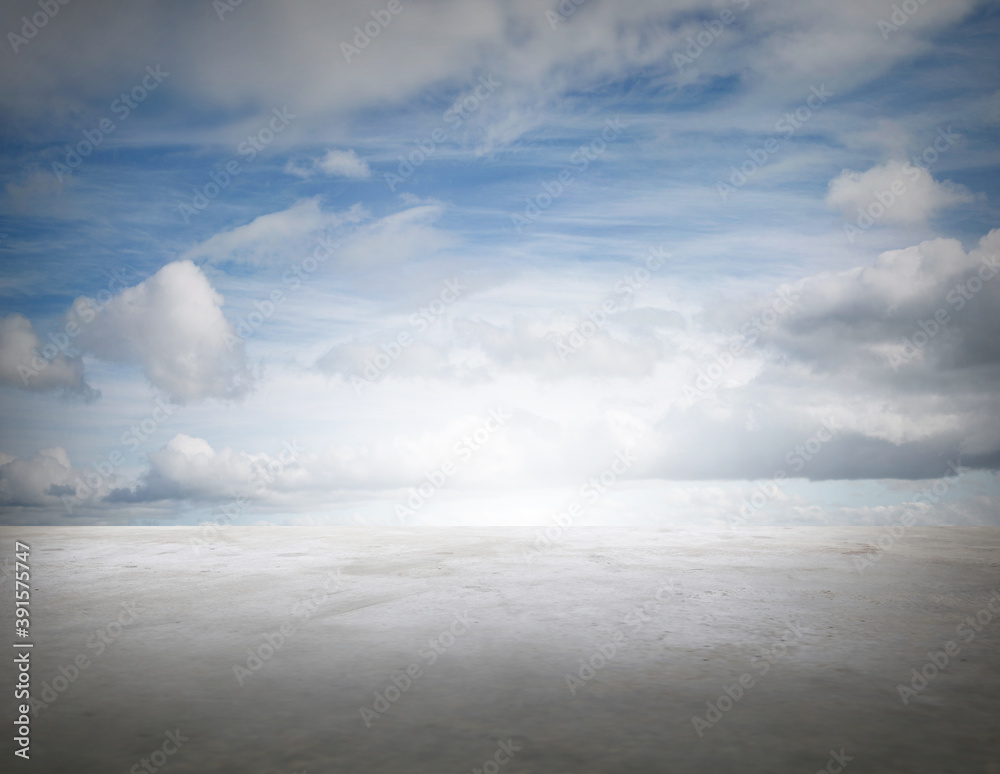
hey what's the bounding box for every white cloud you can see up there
[0,314,96,398]
[768,230,1000,352]
[0,0,996,529]
[182,197,325,264]
[3,0,980,152]
[337,203,457,267]
[283,149,371,180]
[283,158,315,179]
[72,260,252,403]
[825,160,974,225]
[317,149,371,178]
[327,311,675,383]
[180,198,368,267]
[109,433,299,502]
[178,199,450,275]
[0,447,116,508]
[315,229,1000,485]
[687,229,1000,476]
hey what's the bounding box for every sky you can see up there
[0,0,998,528]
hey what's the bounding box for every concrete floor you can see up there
[1,526,999,773]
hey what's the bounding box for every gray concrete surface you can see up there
[1,526,999,773]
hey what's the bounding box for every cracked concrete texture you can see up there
[2,526,999,773]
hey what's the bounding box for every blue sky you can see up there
[1,0,998,526]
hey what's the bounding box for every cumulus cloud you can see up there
[108,433,322,503]
[0,447,117,509]
[107,433,301,503]
[825,160,974,225]
[107,404,633,511]
[0,314,97,398]
[672,230,1000,479]
[109,419,533,505]
[72,260,252,403]
[765,230,1000,374]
